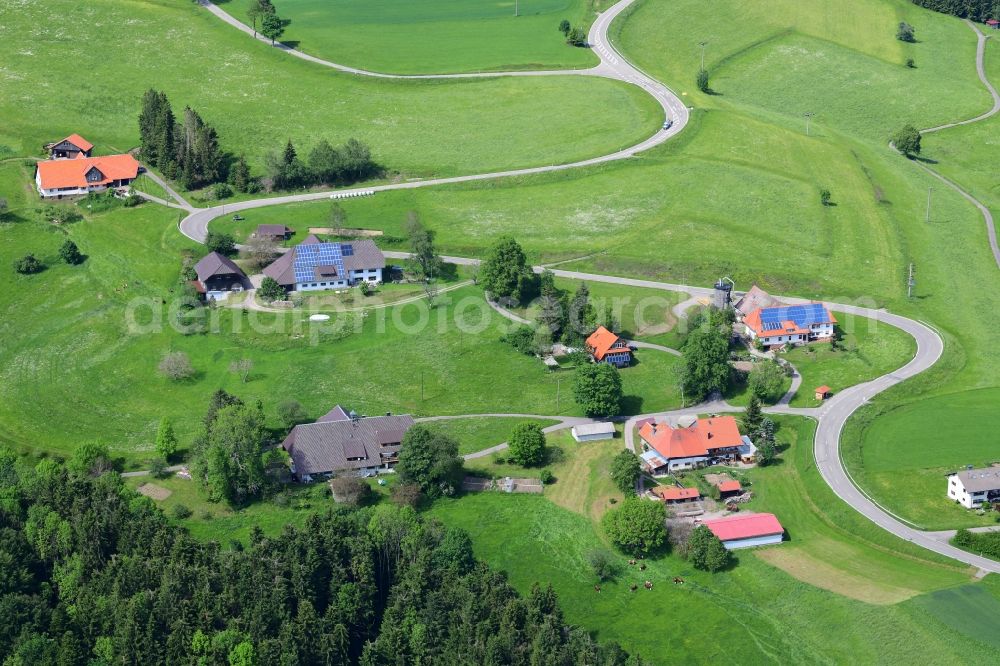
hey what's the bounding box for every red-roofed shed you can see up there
[703,513,784,549]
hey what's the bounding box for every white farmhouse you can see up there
[947,467,1000,508]
[743,302,836,348]
[262,235,385,293]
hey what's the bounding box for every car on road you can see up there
[662,119,673,130]
[232,214,245,221]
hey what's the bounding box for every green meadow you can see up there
[0,0,657,179]
[430,417,999,662]
[224,0,601,74]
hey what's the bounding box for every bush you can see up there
[59,239,84,265]
[539,469,554,485]
[896,21,915,42]
[586,549,618,581]
[391,483,423,508]
[906,57,916,68]
[14,254,43,275]
[329,476,371,506]
[149,457,169,479]
[687,525,732,571]
[213,182,233,200]
[820,189,832,207]
[697,68,710,93]
[277,400,309,428]
[158,351,195,381]
[501,326,537,355]
[258,276,286,303]
[508,422,546,466]
[122,194,142,207]
[205,231,236,256]
[601,498,667,554]
[566,27,587,46]
[172,504,193,519]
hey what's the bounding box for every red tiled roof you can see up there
[815,385,831,394]
[37,154,139,190]
[987,19,999,25]
[653,486,700,501]
[717,480,741,493]
[61,133,94,152]
[586,326,631,361]
[744,303,836,338]
[704,513,784,541]
[638,416,743,460]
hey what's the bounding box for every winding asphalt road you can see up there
[179,0,688,244]
[179,2,1000,571]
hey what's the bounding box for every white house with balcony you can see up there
[948,467,1000,508]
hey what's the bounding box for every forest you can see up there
[0,449,644,665]
[910,0,1000,20]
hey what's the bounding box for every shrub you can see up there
[149,457,169,478]
[539,469,554,485]
[172,504,193,519]
[566,27,587,46]
[14,254,43,275]
[697,68,710,93]
[896,21,915,43]
[213,182,233,200]
[906,57,916,68]
[258,276,286,303]
[391,483,423,508]
[586,549,618,581]
[158,351,195,381]
[122,194,142,207]
[329,476,371,506]
[820,189,832,207]
[205,231,236,256]
[277,400,309,428]
[508,422,547,466]
[59,239,84,265]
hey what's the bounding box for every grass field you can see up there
[0,164,684,462]
[784,312,918,406]
[431,415,998,661]
[224,0,601,74]
[422,416,561,455]
[0,0,658,180]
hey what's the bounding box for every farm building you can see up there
[815,385,832,401]
[193,251,248,298]
[947,467,1000,508]
[716,479,742,497]
[743,302,836,348]
[254,224,292,241]
[281,405,414,481]
[35,153,140,198]
[733,284,779,320]
[585,326,632,367]
[571,422,615,442]
[987,18,999,29]
[263,235,385,292]
[651,486,700,504]
[46,134,93,159]
[704,513,785,549]
[638,416,747,473]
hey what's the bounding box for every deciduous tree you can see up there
[687,525,731,571]
[158,351,195,381]
[258,276,286,302]
[507,422,547,466]
[480,236,528,301]
[610,450,641,495]
[396,425,462,497]
[892,124,922,157]
[573,362,623,417]
[601,498,667,554]
[155,417,178,461]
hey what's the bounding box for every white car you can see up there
[662,119,673,130]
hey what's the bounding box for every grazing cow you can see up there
[639,563,647,571]
[594,585,601,593]
[630,584,638,592]
[672,577,685,585]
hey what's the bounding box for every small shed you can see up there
[652,486,700,504]
[716,479,742,497]
[571,422,615,442]
[815,385,832,401]
[987,19,999,29]
[254,224,292,240]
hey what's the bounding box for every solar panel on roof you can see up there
[342,244,354,256]
[757,304,829,330]
[293,241,346,284]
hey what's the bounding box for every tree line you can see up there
[909,0,1000,21]
[139,90,379,194]
[0,447,644,664]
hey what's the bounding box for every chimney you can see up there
[707,432,713,439]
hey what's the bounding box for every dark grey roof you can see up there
[283,414,415,476]
[256,224,289,237]
[194,252,246,283]
[317,404,350,423]
[955,467,1000,492]
[262,238,385,286]
[342,239,386,272]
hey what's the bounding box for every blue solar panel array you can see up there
[758,303,829,331]
[293,242,345,284]
[342,244,354,257]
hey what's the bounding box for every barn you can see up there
[703,513,784,549]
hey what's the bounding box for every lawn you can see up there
[430,415,998,662]
[421,416,562,455]
[848,388,1000,529]
[0,0,659,180]
[783,311,918,406]
[224,0,601,74]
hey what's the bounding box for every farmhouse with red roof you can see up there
[637,415,747,473]
[585,326,632,367]
[35,153,140,198]
[743,302,836,348]
[703,513,784,549]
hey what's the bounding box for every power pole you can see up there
[515,0,518,17]
[804,112,815,136]
[556,376,561,411]
[698,41,707,70]
[420,371,424,402]
[907,263,915,299]
[925,187,933,224]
